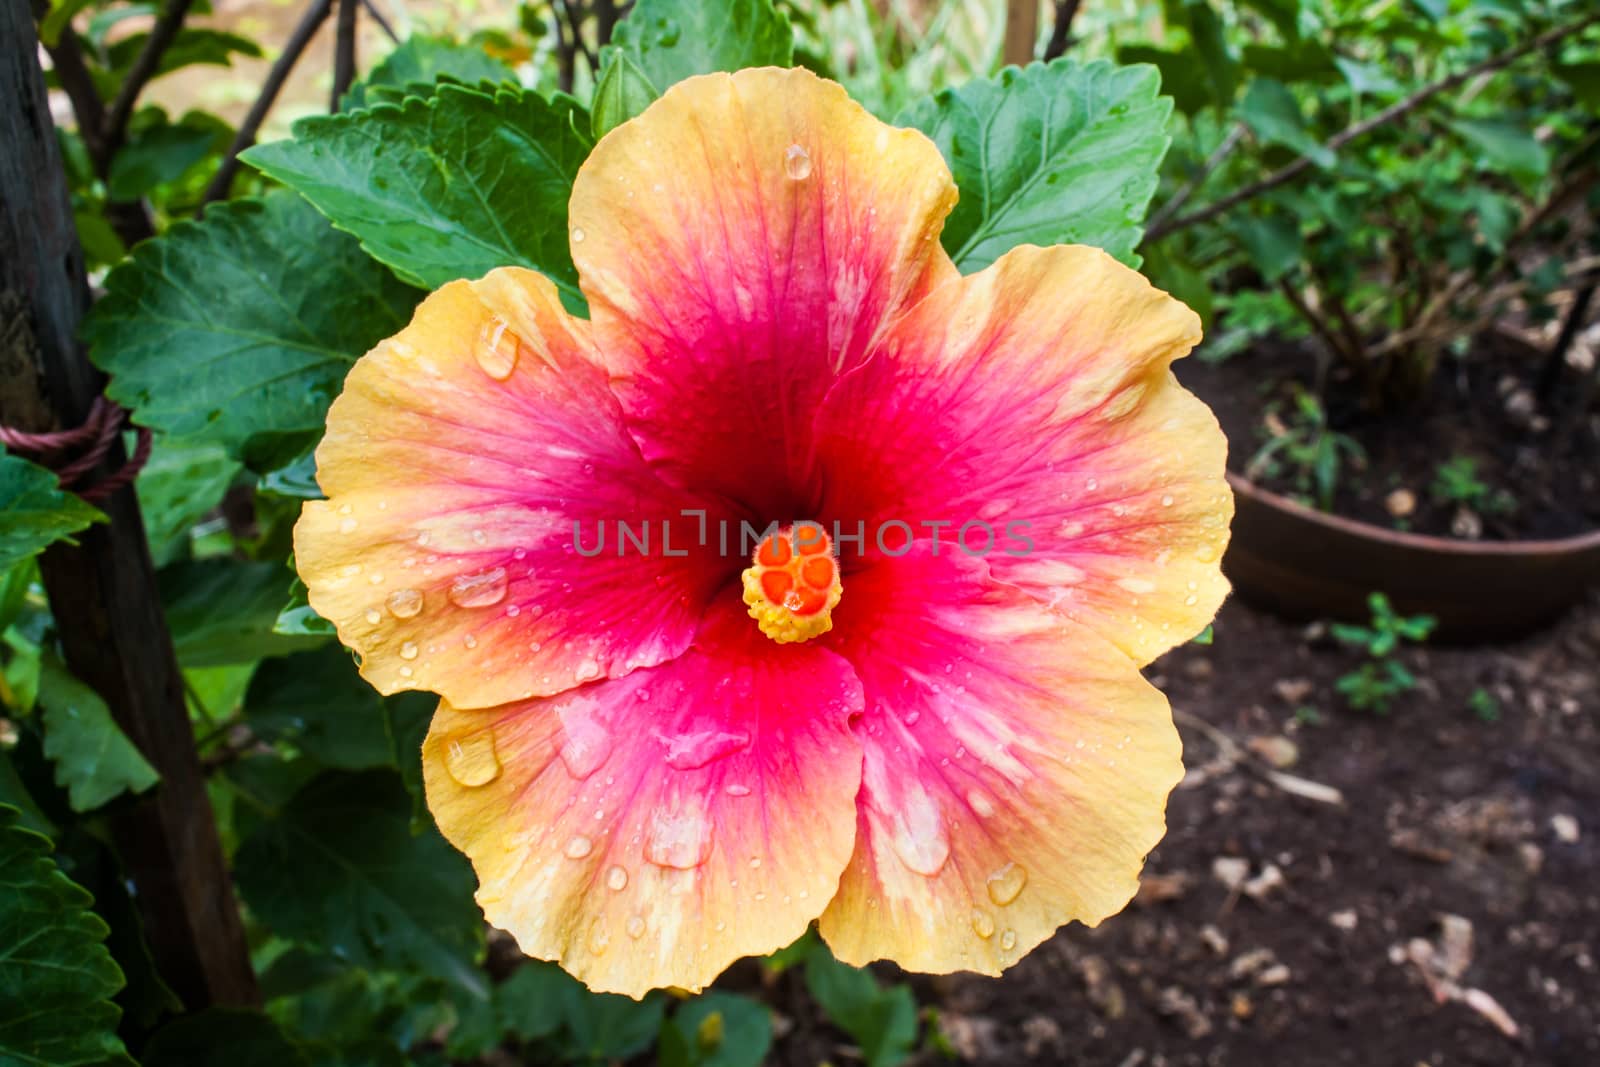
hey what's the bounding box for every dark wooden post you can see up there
[0,0,259,1011]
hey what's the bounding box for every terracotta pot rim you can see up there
[1226,471,1600,557]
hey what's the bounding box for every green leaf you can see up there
[1238,77,1333,167]
[84,192,419,462]
[0,455,104,572]
[660,992,773,1067]
[233,769,487,997]
[37,654,159,813]
[1555,62,1600,110]
[136,437,241,567]
[244,645,393,770]
[1232,213,1302,280]
[161,559,329,668]
[899,59,1172,271]
[274,575,337,639]
[1334,56,1402,97]
[107,120,216,200]
[804,947,918,1067]
[1446,117,1550,180]
[344,34,517,109]
[142,1008,309,1067]
[242,85,591,307]
[1116,44,1210,116]
[39,0,96,47]
[105,27,262,81]
[493,961,575,1042]
[558,982,668,1062]
[592,48,660,139]
[0,804,134,1067]
[611,0,793,94]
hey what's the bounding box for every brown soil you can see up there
[767,595,1600,1067]
[1179,334,1600,541]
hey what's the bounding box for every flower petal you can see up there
[296,268,732,709]
[814,243,1230,664]
[569,67,959,516]
[817,545,1181,974]
[423,605,865,997]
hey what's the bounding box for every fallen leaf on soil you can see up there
[1247,734,1299,768]
[1264,769,1344,805]
[1273,677,1314,705]
[1212,856,1250,891]
[1135,870,1191,906]
[1242,863,1286,901]
[1389,828,1454,864]
[1156,986,1213,1039]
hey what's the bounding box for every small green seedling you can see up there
[1430,456,1514,515]
[1468,687,1501,722]
[1247,388,1365,512]
[1330,593,1436,713]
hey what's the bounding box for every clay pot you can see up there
[1222,472,1600,640]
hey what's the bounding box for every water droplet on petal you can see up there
[574,658,601,682]
[1000,929,1017,951]
[475,316,519,380]
[400,641,419,660]
[966,789,996,818]
[587,917,610,955]
[626,915,646,939]
[661,727,750,770]
[386,587,423,618]
[606,865,629,891]
[889,786,950,876]
[364,609,381,625]
[971,909,996,938]
[1161,493,1175,507]
[571,226,586,243]
[557,695,610,779]
[645,801,712,869]
[449,567,508,608]
[724,783,752,797]
[564,835,594,859]
[985,862,1028,906]
[339,517,358,534]
[784,143,812,180]
[445,731,500,787]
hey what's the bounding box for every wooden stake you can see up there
[0,1,259,1012]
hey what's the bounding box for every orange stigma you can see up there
[741,523,843,643]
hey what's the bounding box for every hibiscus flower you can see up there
[295,66,1231,998]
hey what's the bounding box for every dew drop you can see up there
[970,909,996,939]
[645,803,712,869]
[364,609,381,625]
[606,864,629,891]
[571,226,586,243]
[626,915,646,939]
[400,641,419,660]
[475,316,519,380]
[1161,494,1175,507]
[985,862,1028,906]
[888,787,950,876]
[564,835,594,859]
[661,727,750,771]
[725,783,752,797]
[557,695,610,779]
[339,517,359,534]
[1000,929,1017,951]
[574,658,602,683]
[449,567,508,608]
[783,143,812,180]
[587,917,610,955]
[464,634,478,649]
[966,789,996,818]
[387,587,423,618]
[445,731,501,787]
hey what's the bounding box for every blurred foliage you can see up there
[9,0,1594,1063]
